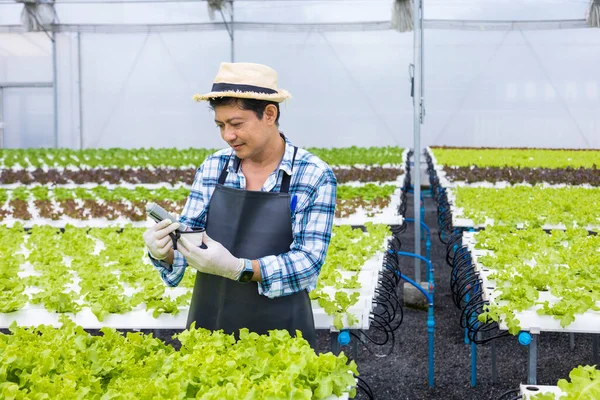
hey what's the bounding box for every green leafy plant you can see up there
[452,186,600,228]
[475,227,600,334]
[308,146,404,166]
[432,147,600,169]
[310,223,391,329]
[0,147,404,169]
[531,365,600,400]
[0,224,388,331]
[0,316,358,399]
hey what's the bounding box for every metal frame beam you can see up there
[0,19,589,34]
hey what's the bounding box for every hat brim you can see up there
[193,89,291,103]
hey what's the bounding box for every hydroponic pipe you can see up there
[406,187,426,242]
[400,272,435,388]
[404,218,431,260]
[399,272,433,304]
[470,279,480,387]
[396,251,434,285]
[497,389,521,400]
[391,250,435,387]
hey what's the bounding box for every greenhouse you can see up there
[0,0,599,399]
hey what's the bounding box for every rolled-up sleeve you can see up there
[150,250,188,287]
[257,172,337,298]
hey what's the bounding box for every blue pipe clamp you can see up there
[337,330,351,346]
[518,331,532,346]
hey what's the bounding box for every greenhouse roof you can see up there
[0,0,592,26]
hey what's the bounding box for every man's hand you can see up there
[143,219,181,261]
[178,233,244,281]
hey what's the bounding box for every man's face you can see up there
[214,103,270,160]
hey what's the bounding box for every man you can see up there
[143,62,337,348]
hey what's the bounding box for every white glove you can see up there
[143,219,181,260]
[177,232,245,281]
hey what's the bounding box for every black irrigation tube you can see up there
[349,237,404,356]
[424,150,507,347]
[340,163,409,372]
[333,229,405,398]
[497,388,523,400]
[356,376,375,400]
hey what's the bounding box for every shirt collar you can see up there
[228,133,295,176]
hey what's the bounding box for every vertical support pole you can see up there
[0,87,4,148]
[527,334,538,385]
[470,282,479,387]
[420,0,425,113]
[464,280,470,344]
[569,332,575,350]
[77,32,84,149]
[471,338,477,387]
[330,332,340,355]
[593,334,599,365]
[420,194,425,241]
[230,0,235,62]
[427,302,435,388]
[412,0,422,284]
[491,340,497,384]
[52,31,59,148]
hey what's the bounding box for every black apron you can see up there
[186,147,317,348]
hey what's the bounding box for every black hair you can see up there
[209,97,280,126]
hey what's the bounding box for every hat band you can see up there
[211,82,278,95]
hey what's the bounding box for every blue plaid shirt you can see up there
[151,135,337,298]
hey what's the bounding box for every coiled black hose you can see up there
[351,237,403,357]
[356,376,374,400]
[497,389,522,400]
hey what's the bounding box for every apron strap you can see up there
[217,146,298,192]
[280,146,298,194]
[217,155,232,185]
[169,229,207,250]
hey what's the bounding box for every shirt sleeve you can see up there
[150,163,207,287]
[257,171,337,298]
[149,251,188,287]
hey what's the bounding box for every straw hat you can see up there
[193,62,291,103]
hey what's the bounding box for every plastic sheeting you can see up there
[0,0,592,25]
[2,87,54,147]
[0,0,598,149]
[77,29,600,148]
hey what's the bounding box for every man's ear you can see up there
[263,104,278,126]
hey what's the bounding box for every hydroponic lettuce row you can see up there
[0,148,217,169]
[309,146,404,166]
[336,184,397,218]
[0,224,196,319]
[431,146,597,151]
[0,146,403,168]
[0,224,389,327]
[452,186,600,228]
[0,168,198,185]
[430,147,600,168]
[531,365,600,400]
[0,166,403,185]
[0,316,358,399]
[0,184,398,221]
[310,223,391,329]
[474,227,600,335]
[442,166,600,186]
